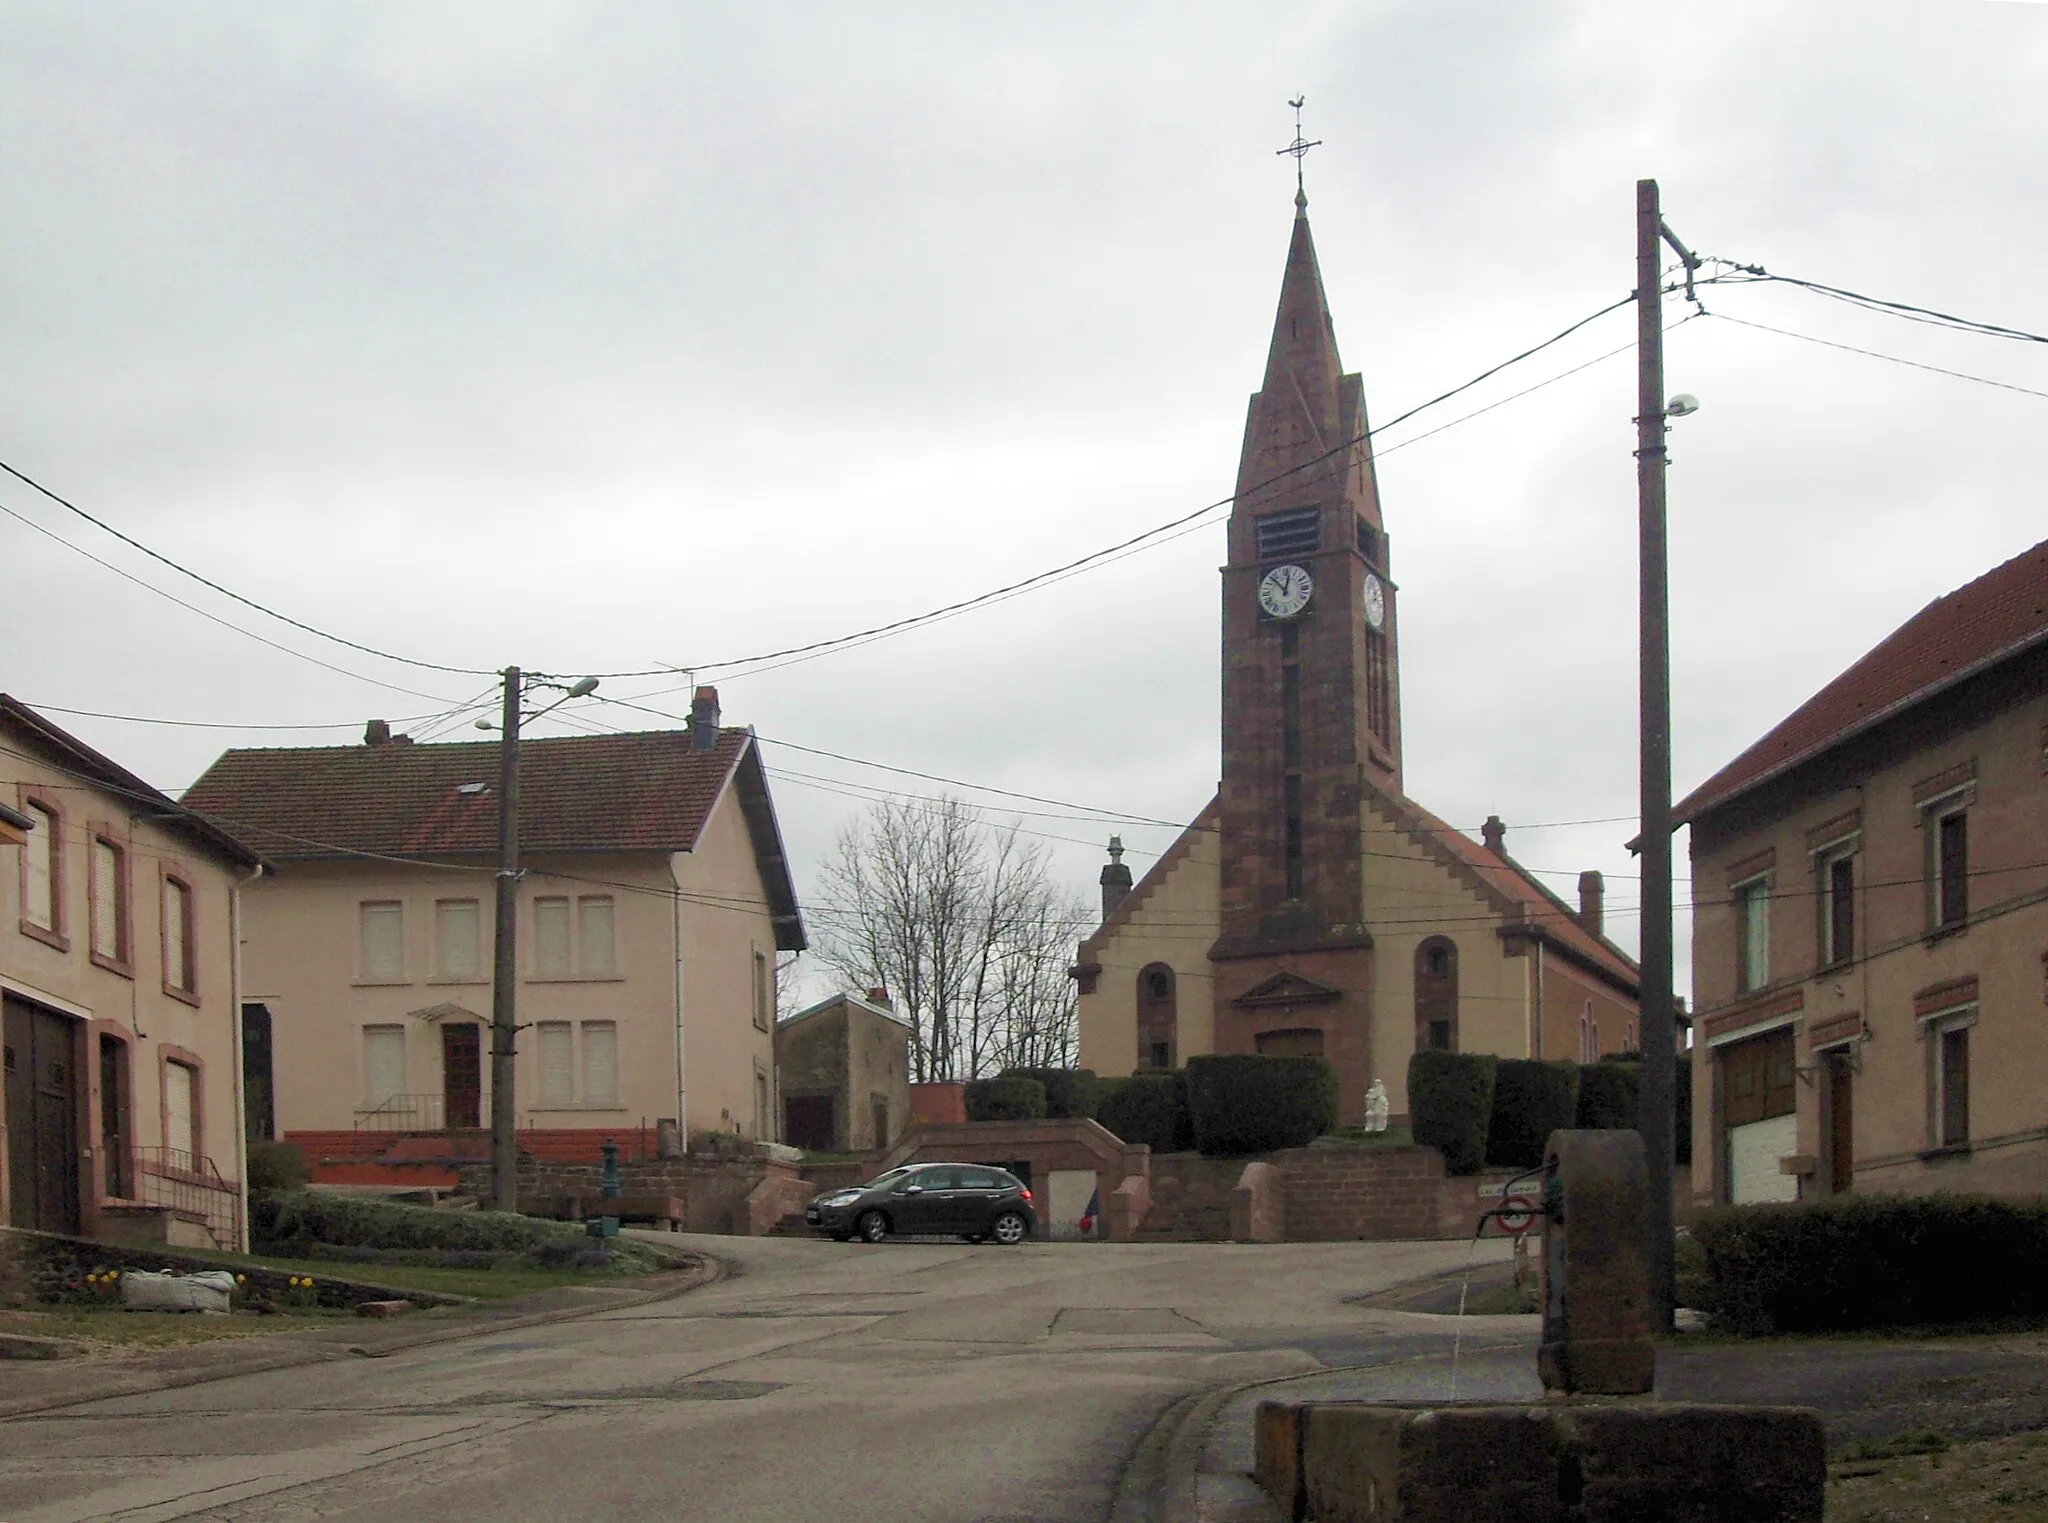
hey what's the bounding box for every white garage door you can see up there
[1728,1114,1799,1204]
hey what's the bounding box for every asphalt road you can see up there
[0,1233,1511,1523]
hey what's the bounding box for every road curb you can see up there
[0,1248,728,1420]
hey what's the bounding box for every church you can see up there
[1073,187,1641,1127]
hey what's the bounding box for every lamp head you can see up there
[1665,393,1700,418]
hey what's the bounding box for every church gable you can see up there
[1231,970,1344,1008]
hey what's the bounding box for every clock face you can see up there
[1258,563,1314,619]
[1363,573,1387,631]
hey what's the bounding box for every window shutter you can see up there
[534,898,572,977]
[582,1021,618,1105]
[164,880,190,991]
[24,803,54,929]
[363,1026,406,1106]
[93,841,121,959]
[164,1061,198,1166]
[360,903,404,981]
[537,1023,574,1105]
[578,897,616,977]
[437,900,480,979]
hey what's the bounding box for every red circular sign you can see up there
[1496,1194,1538,1236]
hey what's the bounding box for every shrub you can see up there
[1485,1060,1581,1169]
[1094,1072,1194,1154]
[1690,1194,2048,1334]
[247,1140,310,1193]
[999,1067,1098,1121]
[251,1191,664,1273]
[1407,1050,1498,1175]
[1184,1054,1339,1156]
[964,1076,1047,1122]
[1575,1058,1640,1131]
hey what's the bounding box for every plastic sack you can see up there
[119,1269,237,1313]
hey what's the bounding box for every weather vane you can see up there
[1277,94,1321,205]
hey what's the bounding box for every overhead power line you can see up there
[1704,313,2048,401]
[0,459,497,677]
[1698,260,2048,346]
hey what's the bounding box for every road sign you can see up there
[1497,1194,1538,1237]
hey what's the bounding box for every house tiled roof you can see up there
[182,727,753,861]
[1389,791,1640,993]
[1676,537,2048,824]
[2,695,263,867]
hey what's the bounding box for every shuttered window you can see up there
[163,878,195,993]
[24,802,56,930]
[1935,810,1968,928]
[436,899,481,980]
[534,898,572,977]
[164,1060,198,1167]
[578,897,616,976]
[537,1022,574,1105]
[92,838,127,962]
[582,1021,619,1105]
[363,1026,406,1106]
[360,902,405,981]
[1255,506,1322,559]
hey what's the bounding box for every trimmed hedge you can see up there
[999,1067,1098,1121]
[1485,1060,1580,1169]
[1576,1057,1641,1131]
[247,1140,310,1193]
[1094,1072,1194,1154]
[1185,1054,1339,1156]
[1690,1194,2048,1334]
[964,1075,1047,1122]
[1407,1050,1498,1175]
[251,1191,665,1273]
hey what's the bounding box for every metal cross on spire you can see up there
[1277,95,1321,208]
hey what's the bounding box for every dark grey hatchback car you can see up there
[805,1163,1038,1245]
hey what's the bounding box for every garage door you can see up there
[1728,1114,1798,1203]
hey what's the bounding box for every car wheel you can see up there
[990,1211,1028,1246]
[856,1210,890,1244]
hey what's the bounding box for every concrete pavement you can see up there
[0,1231,1511,1522]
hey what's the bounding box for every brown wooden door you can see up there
[442,1023,482,1131]
[4,995,81,1234]
[1826,1052,1853,1193]
[1722,1028,1795,1128]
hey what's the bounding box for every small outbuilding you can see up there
[776,990,911,1154]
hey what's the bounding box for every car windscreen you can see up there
[864,1168,912,1191]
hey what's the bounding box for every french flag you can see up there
[1077,1188,1101,1237]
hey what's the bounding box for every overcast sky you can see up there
[5,1,2045,1005]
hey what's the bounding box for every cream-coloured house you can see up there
[181,689,805,1159]
[3,695,263,1249]
[1680,537,2048,1206]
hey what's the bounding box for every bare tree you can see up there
[816,795,1089,1081]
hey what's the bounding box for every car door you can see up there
[955,1167,1009,1237]
[894,1166,957,1234]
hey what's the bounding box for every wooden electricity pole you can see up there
[491,665,523,1212]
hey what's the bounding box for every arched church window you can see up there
[1136,962,1177,1072]
[1414,937,1458,1052]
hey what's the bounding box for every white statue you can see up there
[1364,1080,1391,1134]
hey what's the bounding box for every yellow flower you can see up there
[236,1274,247,1284]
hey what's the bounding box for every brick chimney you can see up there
[1578,870,1605,936]
[1099,836,1133,920]
[1481,814,1506,855]
[866,987,891,1010]
[690,686,721,752]
[365,718,391,746]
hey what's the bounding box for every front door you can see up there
[442,1023,482,1130]
[785,1093,834,1152]
[1826,1051,1854,1195]
[4,995,82,1234]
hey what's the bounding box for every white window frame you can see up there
[1923,1004,1976,1149]
[22,799,58,935]
[433,897,484,982]
[581,1020,619,1105]
[752,947,771,1032]
[1814,842,1858,970]
[362,1024,407,1109]
[358,901,407,984]
[529,892,619,980]
[1925,795,1970,932]
[1733,874,1771,995]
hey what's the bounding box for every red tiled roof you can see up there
[1677,537,2048,824]
[181,728,753,860]
[1390,792,1640,992]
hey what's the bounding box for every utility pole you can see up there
[491,665,522,1212]
[1636,178,1696,1333]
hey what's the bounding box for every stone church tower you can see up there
[1075,189,1641,1126]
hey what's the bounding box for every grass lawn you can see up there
[1312,1125,1417,1149]
[1829,1428,2048,1521]
[7,1304,348,1349]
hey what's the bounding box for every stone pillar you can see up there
[1539,1128,1655,1395]
[1099,836,1133,920]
